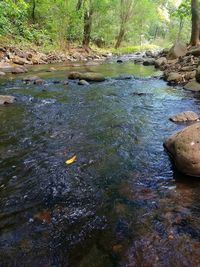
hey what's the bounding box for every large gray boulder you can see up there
[0,95,16,105]
[164,123,200,177]
[167,43,187,60]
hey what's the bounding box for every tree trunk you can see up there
[32,0,36,23]
[190,0,200,46]
[82,8,93,49]
[115,25,125,49]
[177,18,184,41]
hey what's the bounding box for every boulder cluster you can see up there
[0,46,112,66]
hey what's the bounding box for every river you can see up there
[0,60,200,267]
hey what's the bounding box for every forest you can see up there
[0,0,193,52]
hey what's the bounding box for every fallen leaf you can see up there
[34,210,51,223]
[66,155,77,165]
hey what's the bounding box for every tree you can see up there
[190,0,200,46]
[115,0,137,48]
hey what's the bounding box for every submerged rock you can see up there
[143,58,155,66]
[114,74,132,80]
[164,123,200,177]
[0,95,16,105]
[23,76,41,82]
[34,79,45,85]
[170,111,199,122]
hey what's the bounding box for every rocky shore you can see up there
[136,42,200,91]
[0,45,112,75]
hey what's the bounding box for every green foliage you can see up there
[0,0,193,50]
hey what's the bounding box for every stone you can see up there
[63,80,69,85]
[184,81,200,92]
[117,59,123,63]
[195,65,200,82]
[164,123,200,177]
[187,47,200,57]
[11,67,28,74]
[134,58,144,64]
[167,72,183,84]
[68,71,82,80]
[80,72,105,82]
[154,57,167,68]
[0,95,16,105]
[167,42,187,60]
[78,79,90,85]
[46,67,56,72]
[23,76,41,82]
[0,71,5,76]
[12,56,29,65]
[170,111,199,122]
[114,75,132,80]
[33,79,45,85]
[143,58,155,66]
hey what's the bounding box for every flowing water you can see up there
[1,60,200,267]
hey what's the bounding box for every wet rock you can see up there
[114,74,132,80]
[154,57,167,68]
[63,80,69,85]
[145,51,154,57]
[11,66,28,74]
[46,67,56,72]
[0,71,5,76]
[134,58,144,64]
[78,80,89,86]
[33,79,45,85]
[0,95,16,105]
[170,111,199,122]
[143,58,155,66]
[166,72,183,84]
[80,72,105,82]
[167,42,187,60]
[68,71,82,80]
[184,81,200,92]
[195,65,200,82]
[164,123,200,177]
[23,76,41,82]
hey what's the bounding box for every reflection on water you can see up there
[0,61,200,267]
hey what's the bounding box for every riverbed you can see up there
[1,61,200,267]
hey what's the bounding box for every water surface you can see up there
[1,61,200,267]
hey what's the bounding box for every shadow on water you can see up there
[0,61,200,267]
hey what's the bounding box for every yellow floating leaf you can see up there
[66,155,77,165]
